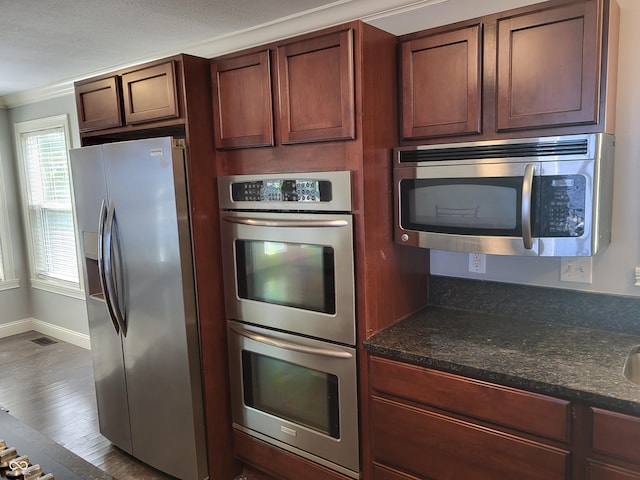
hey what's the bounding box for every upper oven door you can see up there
[395,162,542,256]
[220,210,356,345]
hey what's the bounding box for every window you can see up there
[14,115,81,297]
[0,158,17,289]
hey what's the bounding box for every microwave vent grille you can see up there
[399,138,590,163]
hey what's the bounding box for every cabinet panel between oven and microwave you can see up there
[220,210,356,345]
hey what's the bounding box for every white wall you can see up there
[0,107,30,325]
[2,94,89,339]
[427,3,640,297]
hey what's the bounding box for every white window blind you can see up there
[15,116,80,293]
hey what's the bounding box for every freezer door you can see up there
[102,137,207,480]
[69,145,132,454]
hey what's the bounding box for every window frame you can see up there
[14,114,83,299]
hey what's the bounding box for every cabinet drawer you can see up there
[370,356,570,442]
[592,408,640,464]
[75,76,123,131]
[587,461,640,480]
[122,61,179,125]
[371,396,569,480]
[373,462,423,480]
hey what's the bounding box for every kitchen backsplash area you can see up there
[428,274,640,335]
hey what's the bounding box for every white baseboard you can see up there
[0,318,91,350]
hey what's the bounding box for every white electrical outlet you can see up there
[560,257,593,283]
[468,253,486,274]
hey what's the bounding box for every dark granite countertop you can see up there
[363,306,640,416]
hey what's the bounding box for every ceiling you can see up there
[4,0,632,107]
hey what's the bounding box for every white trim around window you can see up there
[14,114,83,297]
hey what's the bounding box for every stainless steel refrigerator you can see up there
[70,137,208,480]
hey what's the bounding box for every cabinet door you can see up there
[277,29,355,144]
[122,61,179,125]
[587,462,640,480]
[400,24,482,140]
[496,0,600,131]
[371,396,569,480]
[75,76,123,132]
[211,51,274,149]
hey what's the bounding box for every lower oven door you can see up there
[228,320,360,478]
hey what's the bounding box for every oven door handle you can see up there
[222,215,349,228]
[230,323,353,359]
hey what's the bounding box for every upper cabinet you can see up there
[277,29,355,144]
[211,51,274,149]
[496,0,601,131]
[401,24,482,140]
[74,54,209,142]
[399,0,620,143]
[121,61,179,125]
[210,28,355,150]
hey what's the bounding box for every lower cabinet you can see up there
[369,356,570,479]
[369,355,640,480]
[587,408,640,479]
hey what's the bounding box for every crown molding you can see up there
[0,0,448,108]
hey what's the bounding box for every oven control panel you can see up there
[231,179,332,203]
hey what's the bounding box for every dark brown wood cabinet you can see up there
[210,28,355,150]
[210,50,274,149]
[586,408,640,479]
[277,28,355,144]
[74,56,192,139]
[399,0,619,143]
[400,24,481,140]
[213,21,431,480]
[121,61,179,125]
[368,354,640,480]
[75,76,123,132]
[369,356,571,479]
[496,0,601,131]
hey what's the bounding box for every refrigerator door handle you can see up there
[104,199,128,336]
[98,200,120,334]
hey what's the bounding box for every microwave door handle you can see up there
[230,323,353,359]
[222,216,349,228]
[522,164,535,250]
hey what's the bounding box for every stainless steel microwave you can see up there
[393,133,614,256]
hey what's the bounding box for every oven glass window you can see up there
[400,178,523,235]
[242,351,340,438]
[236,240,336,314]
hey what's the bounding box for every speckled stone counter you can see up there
[363,276,640,416]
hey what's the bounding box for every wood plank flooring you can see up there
[0,331,174,480]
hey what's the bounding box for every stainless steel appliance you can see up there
[218,171,355,346]
[218,171,360,478]
[394,133,614,256]
[70,137,208,480]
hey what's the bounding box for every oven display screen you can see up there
[235,240,336,314]
[242,351,340,438]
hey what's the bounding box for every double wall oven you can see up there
[218,171,359,478]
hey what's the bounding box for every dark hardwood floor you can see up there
[0,331,174,480]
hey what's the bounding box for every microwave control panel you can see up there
[536,175,586,237]
[231,178,332,203]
